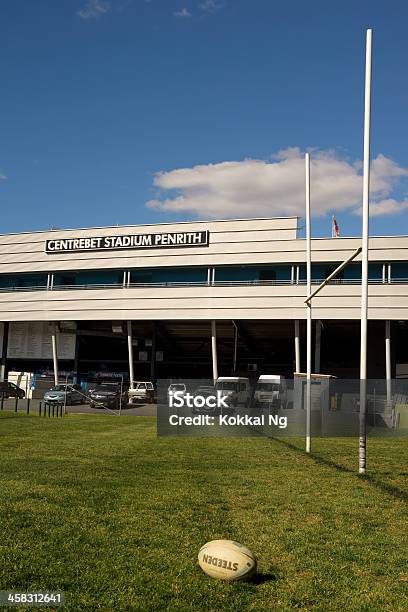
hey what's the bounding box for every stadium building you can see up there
[0,216,407,383]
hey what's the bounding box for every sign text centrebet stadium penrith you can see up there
[45,231,209,253]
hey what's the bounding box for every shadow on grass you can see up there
[271,437,408,503]
[249,571,279,585]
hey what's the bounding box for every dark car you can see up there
[191,386,235,416]
[88,382,128,409]
[0,381,25,399]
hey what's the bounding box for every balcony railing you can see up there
[0,277,407,293]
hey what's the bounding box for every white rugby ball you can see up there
[198,539,257,581]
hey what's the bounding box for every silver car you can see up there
[43,384,83,405]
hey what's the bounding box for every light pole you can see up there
[305,152,312,454]
[359,28,373,475]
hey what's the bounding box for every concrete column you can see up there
[232,321,238,373]
[127,321,135,389]
[315,320,322,374]
[51,323,58,386]
[73,333,79,382]
[211,320,218,383]
[385,320,392,405]
[150,322,156,382]
[0,322,9,382]
[294,320,300,373]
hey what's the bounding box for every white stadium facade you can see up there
[0,216,407,383]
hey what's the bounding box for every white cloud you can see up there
[174,8,192,18]
[0,174,7,180]
[146,148,408,219]
[199,0,224,12]
[358,198,408,217]
[77,0,111,19]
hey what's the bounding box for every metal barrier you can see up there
[40,401,64,417]
[0,394,64,418]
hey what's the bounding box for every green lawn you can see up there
[0,414,407,611]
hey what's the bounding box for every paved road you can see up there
[67,402,157,416]
[0,397,157,417]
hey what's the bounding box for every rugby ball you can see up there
[198,539,257,581]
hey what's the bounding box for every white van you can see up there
[215,377,251,406]
[254,375,286,407]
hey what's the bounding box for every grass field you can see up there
[0,413,407,611]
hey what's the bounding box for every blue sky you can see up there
[1,0,408,237]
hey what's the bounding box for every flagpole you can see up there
[359,28,373,474]
[305,152,312,454]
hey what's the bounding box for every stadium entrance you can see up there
[4,319,404,384]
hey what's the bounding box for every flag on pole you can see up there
[332,215,340,238]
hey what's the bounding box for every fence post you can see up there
[1,393,3,410]
[14,396,18,412]
[26,399,30,415]
[39,402,42,417]
[48,403,51,418]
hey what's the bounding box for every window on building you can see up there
[324,265,344,281]
[390,262,408,280]
[53,273,77,286]
[259,269,277,281]
[311,265,326,282]
[130,267,207,284]
[343,263,361,280]
[298,265,306,282]
[311,262,383,283]
[216,267,259,282]
[215,266,290,283]
[0,273,48,289]
[368,263,383,281]
[53,270,123,287]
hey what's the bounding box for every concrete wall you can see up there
[0,283,407,321]
[0,216,408,321]
[0,217,298,273]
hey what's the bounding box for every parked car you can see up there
[128,381,156,404]
[215,377,252,407]
[0,381,25,399]
[191,385,235,416]
[43,384,83,405]
[167,383,187,401]
[88,382,128,409]
[194,385,217,395]
[254,375,286,408]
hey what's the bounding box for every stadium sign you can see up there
[45,230,209,253]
